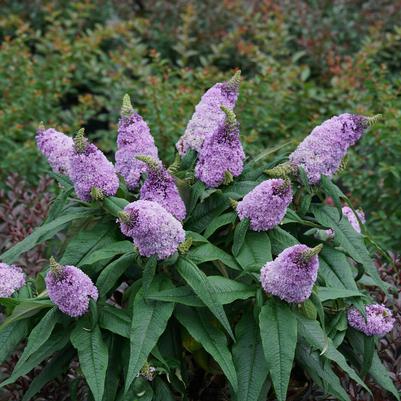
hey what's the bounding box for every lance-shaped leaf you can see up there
[259,299,297,401]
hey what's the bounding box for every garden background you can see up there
[0,0,400,400]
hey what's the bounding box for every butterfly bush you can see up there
[0,263,25,297]
[347,304,395,336]
[195,106,245,188]
[237,179,292,231]
[289,113,378,184]
[45,258,98,317]
[69,129,119,201]
[115,95,159,190]
[138,156,186,221]
[176,71,241,156]
[36,124,73,175]
[260,244,321,303]
[2,78,395,401]
[119,200,185,259]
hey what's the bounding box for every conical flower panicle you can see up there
[69,129,119,201]
[176,71,241,156]
[118,200,185,260]
[45,260,98,317]
[326,206,365,238]
[115,94,159,190]
[36,124,74,175]
[260,244,321,303]
[289,113,375,184]
[195,106,245,188]
[237,179,292,231]
[347,304,394,336]
[139,156,186,221]
[0,263,25,297]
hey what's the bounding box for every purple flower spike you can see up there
[347,304,394,336]
[115,94,159,190]
[118,200,185,260]
[260,244,322,303]
[0,263,25,297]
[237,179,292,231]
[36,123,74,175]
[289,114,381,184]
[195,106,245,188]
[176,71,241,156]
[138,155,186,221]
[342,206,365,233]
[69,128,119,201]
[45,258,98,317]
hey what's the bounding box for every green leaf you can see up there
[204,212,236,239]
[102,196,129,217]
[175,306,238,392]
[268,227,299,255]
[153,377,176,401]
[44,187,74,223]
[187,242,240,270]
[14,307,59,371]
[99,305,130,339]
[102,335,123,401]
[186,192,230,233]
[296,342,350,401]
[96,253,135,297]
[0,320,29,364]
[312,205,386,291]
[177,257,234,339]
[224,181,260,198]
[21,347,74,401]
[236,231,271,272]
[347,328,399,400]
[232,218,250,256]
[125,277,175,393]
[61,218,119,266]
[320,175,344,216]
[232,312,268,401]
[361,335,375,378]
[0,208,96,264]
[82,241,135,266]
[148,276,255,306]
[296,313,370,394]
[71,322,109,401]
[0,327,70,388]
[259,299,297,401]
[0,299,54,331]
[316,287,363,302]
[142,255,157,297]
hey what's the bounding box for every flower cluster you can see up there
[347,304,395,336]
[115,95,159,190]
[0,263,25,297]
[195,106,245,188]
[176,71,241,156]
[260,244,321,303]
[138,156,186,221]
[69,129,119,201]
[36,124,74,175]
[289,113,368,184]
[237,179,292,231]
[342,206,365,233]
[45,258,98,317]
[119,200,185,260]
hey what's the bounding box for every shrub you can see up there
[0,79,398,401]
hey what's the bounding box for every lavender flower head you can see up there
[0,263,25,297]
[118,200,185,260]
[176,71,241,156]
[45,258,98,317]
[237,179,292,231]
[342,206,365,233]
[347,304,394,336]
[138,155,186,221]
[36,123,73,175]
[115,94,159,190]
[195,106,245,188]
[260,244,322,303]
[289,114,381,184]
[69,128,119,201]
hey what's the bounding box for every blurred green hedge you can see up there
[0,0,400,248]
